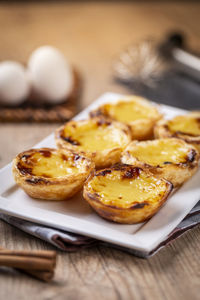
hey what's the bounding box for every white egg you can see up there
[0,61,30,106]
[28,46,73,104]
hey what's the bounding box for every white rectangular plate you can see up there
[0,92,199,255]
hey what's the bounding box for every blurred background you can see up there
[0,0,200,166]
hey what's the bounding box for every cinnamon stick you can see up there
[0,248,57,281]
[21,270,55,282]
[0,249,56,258]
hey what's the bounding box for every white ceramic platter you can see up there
[0,93,199,256]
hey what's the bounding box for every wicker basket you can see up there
[0,69,80,122]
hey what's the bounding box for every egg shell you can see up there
[0,61,30,106]
[28,46,73,104]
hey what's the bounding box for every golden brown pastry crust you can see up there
[83,164,173,224]
[121,138,199,187]
[13,148,94,201]
[55,117,132,168]
[154,112,200,153]
[90,96,162,140]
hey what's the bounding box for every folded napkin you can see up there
[1,200,200,258]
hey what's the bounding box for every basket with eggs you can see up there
[0,46,79,122]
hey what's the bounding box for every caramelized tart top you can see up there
[167,115,200,137]
[91,96,161,124]
[101,101,156,122]
[16,148,90,179]
[60,118,131,152]
[124,139,197,167]
[86,165,172,209]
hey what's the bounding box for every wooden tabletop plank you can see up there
[0,2,200,299]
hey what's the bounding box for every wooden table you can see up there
[0,2,200,299]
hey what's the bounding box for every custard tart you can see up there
[83,164,172,224]
[121,138,199,187]
[13,148,94,201]
[154,112,200,152]
[90,96,162,140]
[55,117,132,168]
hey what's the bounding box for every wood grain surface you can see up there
[0,2,200,299]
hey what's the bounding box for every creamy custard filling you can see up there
[168,116,200,136]
[20,152,80,178]
[89,170,167,208]
[63,123,128,151]
[103,101,155,122]
[129,140,190,166]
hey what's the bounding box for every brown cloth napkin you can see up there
[0,200,200,258]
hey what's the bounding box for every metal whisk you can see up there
[113,39,169,88]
